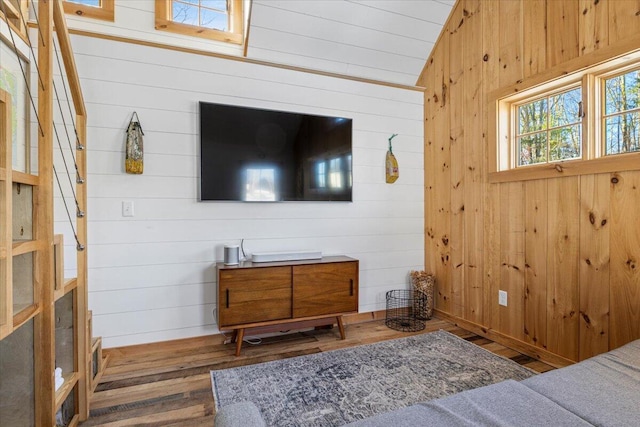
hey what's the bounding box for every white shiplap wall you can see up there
[61,0,453,86]
[248,0,453,85]
[69,34,424,348]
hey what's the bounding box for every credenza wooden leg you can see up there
[235,328,245,356]
[336,316,346,340]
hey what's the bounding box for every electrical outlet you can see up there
[122,201,135,217]
[498,290,508,306]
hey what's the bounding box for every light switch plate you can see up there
[122,201,134,217]
[498,290,508,306]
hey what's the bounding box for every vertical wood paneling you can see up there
[524,180,548,349]
[523,0,547,79]
[579,0,608,55]
[608,0,640,44]
[485,184,501,330]
[499,182,525,340]
[609,171,640,350]
[433,33,452,312]
[498,0,523,87]
[482,0,501,329]
[449,6,466,318]
[546,0,580,67]
[424,59,437,275]
[416,69,426,89]
[579,174,610,360]
[462,0,484,324]
[546,177,580,361]
[424,0,640,361]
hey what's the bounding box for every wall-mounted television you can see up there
[199,102,353,202]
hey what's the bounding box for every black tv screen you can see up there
[199,102,353,202]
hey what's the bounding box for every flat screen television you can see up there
[199,102,353,202]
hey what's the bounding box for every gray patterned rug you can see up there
[211,330,535,426]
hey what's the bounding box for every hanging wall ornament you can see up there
[385,133,399,183]
[125,112,144,174]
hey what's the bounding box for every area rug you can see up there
[210,330,535,426]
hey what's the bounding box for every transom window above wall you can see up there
[602,68,640,156]
[491,52,640,182]
[62,0,114,21]
[516,86,583,167]
[155,0,244,44]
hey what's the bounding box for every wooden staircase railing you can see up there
[0,1,102,425]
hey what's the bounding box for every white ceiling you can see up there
[246,0,456,87]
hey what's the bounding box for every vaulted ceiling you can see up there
[245,0,455,87]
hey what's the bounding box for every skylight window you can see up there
[155,0,244,45]
[68,0,100,6]
[62,0,114,21]
[172,0,228,31]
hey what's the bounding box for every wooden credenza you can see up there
[217,256,359,355]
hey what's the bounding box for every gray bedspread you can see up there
[522,339,640,427]
[215,339,640,426]
[346,380,592,427]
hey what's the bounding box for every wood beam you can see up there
[34,0,55,425]
[53,0,86,117]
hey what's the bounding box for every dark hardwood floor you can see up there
[80,317,555,426]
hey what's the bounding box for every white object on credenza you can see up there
[251,250,322,263]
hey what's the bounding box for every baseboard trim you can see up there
[434,309,575,368]
[103,309,574,369]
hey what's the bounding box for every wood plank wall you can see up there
[421,0,640,363]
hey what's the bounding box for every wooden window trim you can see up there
[597,63,640,158]
[509,82,584,169]
[62,0,114,22]
[1,0,31,42]
[488,153,640,183]
[489,39,640,183]
[155,0,244,45]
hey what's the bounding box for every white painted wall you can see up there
[247,0,448,85]
[67,33,424,348]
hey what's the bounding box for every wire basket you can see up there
[385,289,426,332]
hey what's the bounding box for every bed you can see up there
[214,338,640,426]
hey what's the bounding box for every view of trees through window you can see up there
[172,0,228,31]
[604,69,640,155]
[516,87,582,166]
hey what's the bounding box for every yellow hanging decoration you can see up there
[385,133,399,183]
[125,111,144,174]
